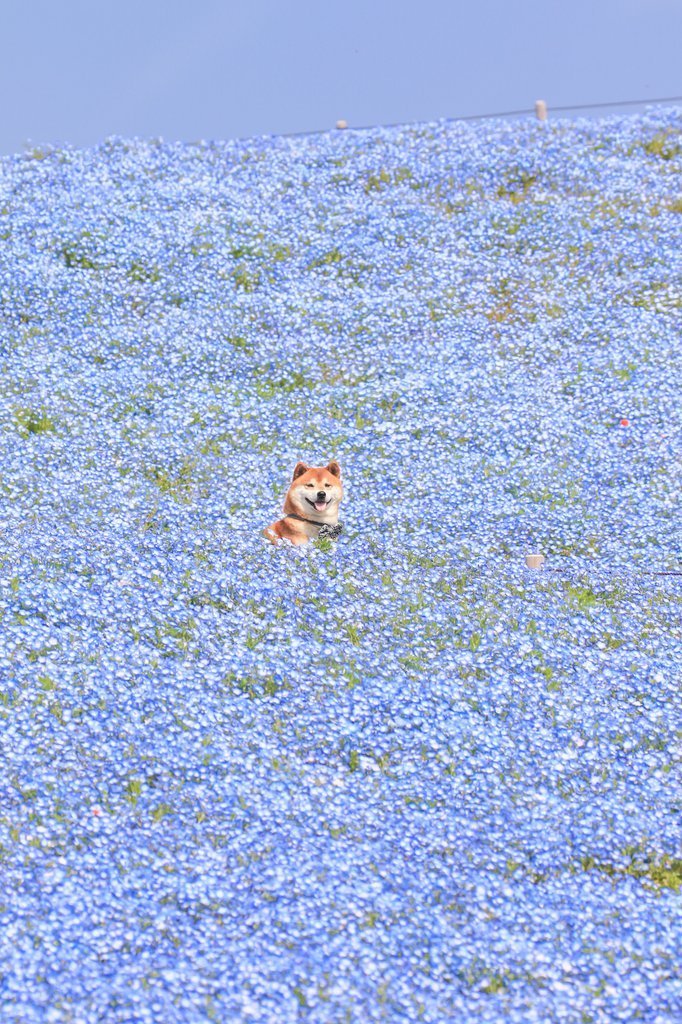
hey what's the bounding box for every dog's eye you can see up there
[305,483,314,487]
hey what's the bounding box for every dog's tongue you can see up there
[314,500,327,512]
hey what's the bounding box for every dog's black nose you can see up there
[317,491,326,500]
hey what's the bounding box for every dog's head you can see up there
[284,461,343,520]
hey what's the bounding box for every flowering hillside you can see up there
[0,108,681,1022]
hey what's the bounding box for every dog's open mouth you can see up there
[306,498,331,512]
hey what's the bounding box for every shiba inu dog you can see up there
[264,461,343,545]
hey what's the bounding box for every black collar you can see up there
[285,512,324,527]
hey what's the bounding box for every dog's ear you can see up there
[292,461,309,480]
[326,460,341,479]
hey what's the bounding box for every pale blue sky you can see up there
[2,0,681,155]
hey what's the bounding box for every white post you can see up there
[525,554,545,569]
[335,119,348,130]
[535,100,548,121]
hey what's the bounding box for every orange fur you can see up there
[264,461,343,546]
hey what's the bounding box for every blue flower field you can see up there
[0,108,680,1022]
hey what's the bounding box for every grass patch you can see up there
[221,672,286,699]
[128,260,161,284]
[307,246,373,286]
[13,407,59,437]
[60,245,100,270]
[496,171,539,204]
[253,367,311,398]
[363,166,416,194]
[225,334,253,354]
[563,582,624,612]
[580,850,682,892]
[143,458,197,502]
[231,265,261,292]
[643,130,681,161]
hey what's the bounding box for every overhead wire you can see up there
[278,94,682,139]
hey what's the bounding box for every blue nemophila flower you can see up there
[0,108,680,1022]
